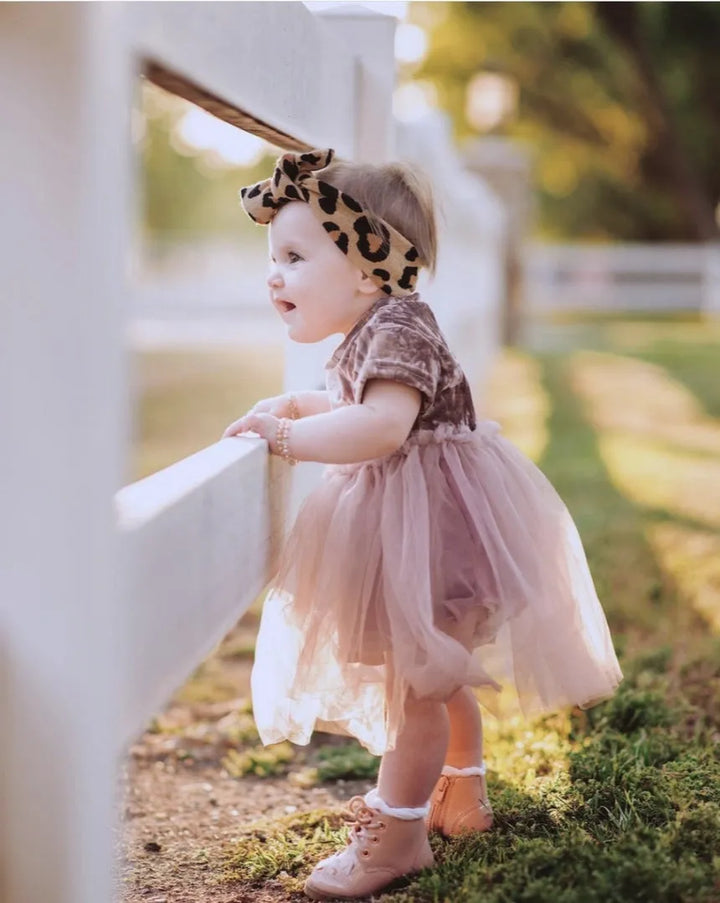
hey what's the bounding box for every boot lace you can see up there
[342,795,386,856]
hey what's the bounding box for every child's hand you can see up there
[222,394,294,440]
[221,411,280,450]
[247,394,291,417]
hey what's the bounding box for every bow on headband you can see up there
[239,148,421,296]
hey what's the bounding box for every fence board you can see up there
[115,441,287,744]
[131,1,358,155]
[526,243,716,312]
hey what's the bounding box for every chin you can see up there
[287,323,333,344]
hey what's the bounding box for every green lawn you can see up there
[136,316,720,901]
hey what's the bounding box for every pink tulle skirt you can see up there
[251,422,623,755]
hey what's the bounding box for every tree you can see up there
[411,1,720,241]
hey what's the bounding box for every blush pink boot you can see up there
[427,763,494,837]
[304,789,435,900]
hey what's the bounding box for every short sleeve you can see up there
[354,325,441,405]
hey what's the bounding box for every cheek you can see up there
[319,245,357,281]
[324,264,358,296]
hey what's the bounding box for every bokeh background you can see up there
[130,0,720,479]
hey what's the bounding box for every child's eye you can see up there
[287,251,302,263]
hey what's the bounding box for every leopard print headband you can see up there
[239,148,421,296]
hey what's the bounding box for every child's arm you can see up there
[294,390,332,418]
[222,390,330,439]
[227,380,421,465]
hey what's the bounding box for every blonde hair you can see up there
[321,159,438,276]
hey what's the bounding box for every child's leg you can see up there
[377,692,449,807]
[304,688,441,899]
[444,685,484,768]
[426,685,493,837]
[376,683,484,806]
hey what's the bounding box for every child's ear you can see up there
[357,271,381,296]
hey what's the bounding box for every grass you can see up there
[135,316,720,901]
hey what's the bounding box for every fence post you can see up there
[316,5,397,161]
[702,242,720,318]
[396,112,507,390]
[464,137,532,346]
[0,5,133,903]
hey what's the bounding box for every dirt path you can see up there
[117,615,374,903]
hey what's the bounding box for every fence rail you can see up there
[526,242,720,314]
[115,441,287,746]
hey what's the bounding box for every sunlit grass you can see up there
[569,350,720,456]
[605,317,720,351]
[595,434,720,530]
[633,340,720,420]
[568,348,720,634]
[646,524,720,634]
[223,808,346,889]
[537,356,672,640]
[482,711,574,791]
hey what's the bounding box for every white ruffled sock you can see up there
[441,761,487,777]
[364,787,430,820]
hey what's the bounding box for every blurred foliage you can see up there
[411,1,720,241]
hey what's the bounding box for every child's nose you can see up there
[267,267,283,288]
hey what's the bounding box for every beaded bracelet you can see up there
[287,393,300,421]
[275,417,298,466]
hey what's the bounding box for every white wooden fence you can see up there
[526,242,720,315]
[0,4,505,902]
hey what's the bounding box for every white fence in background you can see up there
[526,242,720,315]
[1,4,505,903]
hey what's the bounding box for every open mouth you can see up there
[275,299,297,314]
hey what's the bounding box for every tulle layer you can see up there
[251,422,622,755]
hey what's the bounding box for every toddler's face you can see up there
[267,202,380,343]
